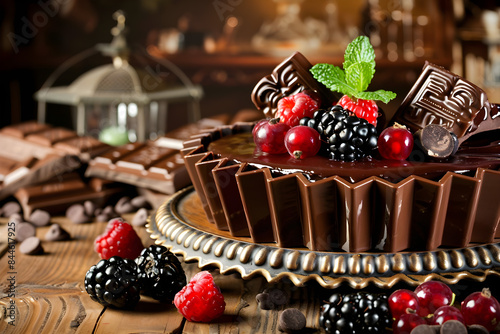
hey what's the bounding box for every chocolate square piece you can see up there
[391,62,500,143]
[251,52,338,118]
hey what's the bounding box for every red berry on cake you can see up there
[338,95,379,126]
[378,123,414,161]
[253,118,290,154]
[94,218,144,260]
[414,280,453,317]
[174,271,226,322]
[388,289,420,320]
[392,313,427,334]
[276,92,319,127]
[310,36,396,127]
[429,305,465,326]
[284,125,321,159]
[461,288,500,331]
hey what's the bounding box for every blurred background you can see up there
[1,0,499,140]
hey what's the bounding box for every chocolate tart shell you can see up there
[148,186,500,289]
[179,123,500,253]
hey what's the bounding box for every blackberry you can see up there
[319,292,392,333]
[300,106,378,161]
[84,256,141,309]
[135,245,186,301]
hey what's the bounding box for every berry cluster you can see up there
[389,281,500,333]
[253,93,322,159]
[319,291,392,333]
[300,106,378,161]
[85,245,186,309]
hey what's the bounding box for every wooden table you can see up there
[0,209,327,333]
[2,204,500,333]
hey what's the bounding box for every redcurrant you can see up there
[414,280,454,317]
[461,288,500,331]
[393,313,426,334]
[378,123,414,160]
[253,118,290,154]
[388,289,420,320]
[429,305,465,326]
[284,126,321,159]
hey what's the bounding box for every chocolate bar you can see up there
[14,172,130,218]
[391,62,500,144]
[0,122,111,201]
[85,117,239,194]
[251,52,339,118]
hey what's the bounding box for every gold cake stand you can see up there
[147,186,500,289]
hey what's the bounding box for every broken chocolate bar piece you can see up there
[414,124,459,158]
[0,122,111,200]
[391,62,500,144]
[251,51,339,118]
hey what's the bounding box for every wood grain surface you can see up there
[0,209,326,333]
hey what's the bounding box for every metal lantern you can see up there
[35,11,203,144]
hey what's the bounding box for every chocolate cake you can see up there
[181,52,500,254]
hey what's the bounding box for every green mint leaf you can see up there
[345,61,375,93]
[354,90,397,104]
[310,63,357,97]
[343,36,375,72]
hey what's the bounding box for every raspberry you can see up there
[174,271,225,322]
[338,95,379,126]
[277,92,319,127]
[94,218,144,260]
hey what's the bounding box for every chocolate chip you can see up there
[440,320,466,334]
[29,209,51,227]
[66,204,91,224]
[411,324,437,334]
[278,308,306,333]
[19,236,44,255]
[16,222,36,242]
[83,200,96,217]
[9,213,23,228]
[131,208,148,226]
[2,201,21,217]
[45,223,71,241]
[102,205,117,216]
[467,324,489,334]
[130,196,150,209]
[266,288,288,306]
[256,292,274,310]
[115,197,135,214]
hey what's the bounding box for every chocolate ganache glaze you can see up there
[207,131,500,184]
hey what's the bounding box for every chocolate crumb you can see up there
[115,197,135,214]
[45,223,71,241]
[19,236,44,255]
[256,292,274,310]
[16,222,36,242]
[467,324,489,334]
[266,288,288,306]
[83,200,96,217]
[29,209,51,227]
[411,324,438,334]
[131,208,148,226]
[440,320,466,334]
[66,204,91,224]
[278,308,306,333]
[2,201,21,217]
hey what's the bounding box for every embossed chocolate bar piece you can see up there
[391,62,500,144]
[14,172,129,218]
[86,141,190,194]
[251,52,339,118]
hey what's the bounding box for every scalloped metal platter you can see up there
[147,186,500,289]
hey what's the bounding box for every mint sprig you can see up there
[311,36,396,104]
